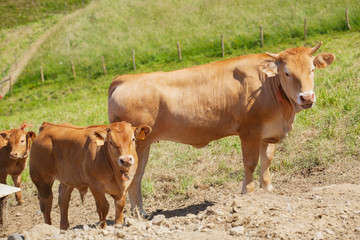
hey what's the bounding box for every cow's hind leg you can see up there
[260,142,276,192]
[128,142,151,218]
[90,188,109,229]
[58,183,74,230]
[34,179,54,225]
[11,174,23,205]
[240,136,261,194]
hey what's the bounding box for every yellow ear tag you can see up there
[137,131,146,140]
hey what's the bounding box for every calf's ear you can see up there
[90,131,107,146]
[26,131,37,141]
[0,131,9,145]
[257,60,278,77]
[134,125,152,140]
[314,53,335,69]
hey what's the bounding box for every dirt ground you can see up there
[1,160,359,240]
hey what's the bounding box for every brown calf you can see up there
[29,122,151,229]
[0,122,36,204]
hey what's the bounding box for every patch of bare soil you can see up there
[1,160,359,240]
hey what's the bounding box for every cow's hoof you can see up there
[17,199,24,205]
[241,181,255,194]
[261,184,274,192]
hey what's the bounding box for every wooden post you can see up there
[260,25,263,48]
[304,18,307,41]
[221,34,224,57]
[65,1,67,15]
[82,0,85,8]
[71,61,76,80]
[101,56,107,75]
[40,66,44,84]
[345,8,351,30]
[9,76,12,94]
[0,196,8,225]
[132,50,136,71]
[177,42,182,61]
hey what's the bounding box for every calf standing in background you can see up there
[29,121,151,230]
[0,122,36,204]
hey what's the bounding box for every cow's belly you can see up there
[262,119,293,143]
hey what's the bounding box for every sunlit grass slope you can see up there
[12,0,360,89]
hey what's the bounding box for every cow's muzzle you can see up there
[298,92,315,109]
[118,155,135,168]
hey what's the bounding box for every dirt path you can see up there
[0,9,86,97]
[1,161,359,240]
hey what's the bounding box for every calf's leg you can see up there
[128,142,151,218]
[11,174,23,205]
[90,188,109,229]
[260,142,276,192]
[240,136,261,194]
[114,194,126,225]
[58,183,74,230]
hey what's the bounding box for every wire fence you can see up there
[0,7,354,98]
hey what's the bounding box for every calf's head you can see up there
[259,42,335,112]
[0,122,36,160]
[90,122,151,170]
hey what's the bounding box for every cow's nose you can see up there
[118,155,134,167]
[299,92,315,103]
[10,152,18,158]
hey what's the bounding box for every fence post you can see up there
[65,1,67,15]
[345,8,351,30]
[0,196,8,226]
[260,25,263,48]
[40,66,44,84]
[177,42,182,61]
[102,56,107,75]
[71,61,76,80]
[304,17,307,41]
[82,0,85,8]
[132,50,136,71]
[221,35,224,57]
[9,76,12,94]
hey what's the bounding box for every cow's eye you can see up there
[21,140,25,143]
[311,68,315,72]
[110,140,114,145]
[132,137,135,142]
[285,72,290,77]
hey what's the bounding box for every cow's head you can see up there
[0,122,36,160]
[90,122,151,171]
[259,42,335,112]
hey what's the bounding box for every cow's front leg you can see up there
[90,188,109,229]
[58,183,74,230]
[128,143,151,218]
[114,193,126,225]
[240,135,261,194]
[260,142,276,192]
[11,174,23,205]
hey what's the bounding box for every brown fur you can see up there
[0,124,36,205]
[29,122,151,229]
[108,45,335,217]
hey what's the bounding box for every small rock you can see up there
[152,214,165,226]
[124,218,137,226]
[15,213,22,217]
[186,213,196,218]
[353,210,360,214]
[101,229,110,236]
[355,227,360,232]
[7,233,23,240]
[230,226,245,236]
[313,231,324,240]
[324,228,334,235]
[157,226,170,235]
[205,223,215,229]
[28,223,60,239]
[83,225,90,231]
[115,229,126,238]
[339,215,347,219]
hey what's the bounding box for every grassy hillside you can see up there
[10,0,360,89]
[0,0,359,197]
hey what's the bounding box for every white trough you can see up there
[0,183,21,198]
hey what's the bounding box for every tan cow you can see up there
[108,42,335,217]
[0,122,36,204]
[29,121,151,229]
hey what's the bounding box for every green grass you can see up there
[1,0,359,199]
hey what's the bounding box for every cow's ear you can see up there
[26,131,37,141]
[134,125,152,140]
[0,131,9,145]
[314,53,335,69]
[258,60,278,77]
[90,131,107,146]
[20,121,33,130]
